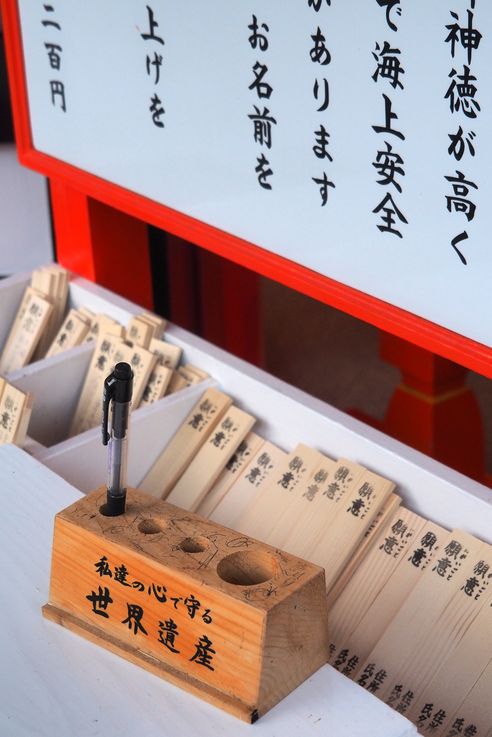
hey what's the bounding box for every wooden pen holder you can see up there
[43,487,329,722]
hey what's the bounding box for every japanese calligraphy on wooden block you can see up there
[43,486,329,722]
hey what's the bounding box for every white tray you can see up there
[0,444,417,737]
[2,268,491,736]
[0,270,215,490]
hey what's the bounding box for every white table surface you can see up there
[0,445,416,737]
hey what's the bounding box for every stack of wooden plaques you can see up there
[0,265,69,373]
[45,307,94,356]
[0,377,32,447]
[140,390,492,735]
[0,270,210,441]
[69,312,210,436]
[47,308,163,358]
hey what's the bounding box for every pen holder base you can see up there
[42,486,329,722]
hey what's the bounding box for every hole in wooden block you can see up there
[138,518,164,534]
[179,536,209,553]
[216,550,279,586]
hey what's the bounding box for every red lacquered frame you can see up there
[2,0,492,379]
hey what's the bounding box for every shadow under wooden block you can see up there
[43,487,329,722]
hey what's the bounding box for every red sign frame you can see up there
[2,0,492,379]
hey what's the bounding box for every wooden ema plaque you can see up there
[43,487,329,722]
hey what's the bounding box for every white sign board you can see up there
[17,1,492,346]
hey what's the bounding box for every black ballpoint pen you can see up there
[102,361,134,516]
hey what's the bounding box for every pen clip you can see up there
[102,372,117,446]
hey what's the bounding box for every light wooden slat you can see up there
[310,469,395,591]
[70,333,128,436]
[355,531,484,709]
[334,519,446,677]
[149,338,182,369]
[236,444,325,542]
[284,460,367,561]
[210,441,288,530]
[380,541,492,717]
[265,454,337,550]
[440,656,492,737]
[140,387,232,498]
[410,577,492,735]
[45,308,91,357]
[196,431,264,519]
[0,381,31,446]
[328,507,426,668]
[166,405,256,512]
[326,492,402,610]
[0,287,53,373]
[140,364,173,406]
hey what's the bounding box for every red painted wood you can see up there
[165,234,201,334]
[50,179,153,309]
[197,249,262,366]
[378,334,485,483]
[380,334,469,395]
[219,258,262,366]
[165,238,262,364]
[48,181,95,280]
[2,0,492,380]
